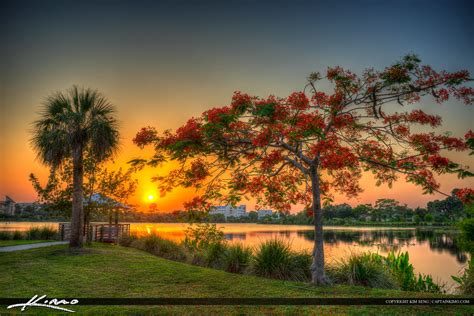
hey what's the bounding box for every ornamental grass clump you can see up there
[222,243,252,274]
[131,234,186,261]
[25,226,58,240]
[326,252,398,289]
[252,239,310,281]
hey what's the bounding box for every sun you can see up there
[147,194,155,202]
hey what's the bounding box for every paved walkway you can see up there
[0,241,68,252]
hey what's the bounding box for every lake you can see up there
[1,222,468,292]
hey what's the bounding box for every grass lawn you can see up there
[0,240,52,247]
[0,243,472,315]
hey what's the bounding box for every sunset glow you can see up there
[1,1,472,212]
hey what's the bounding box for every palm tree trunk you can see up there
[70,145,84,248]
[310,166,328,284]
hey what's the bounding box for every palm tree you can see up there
[31,86,119,248]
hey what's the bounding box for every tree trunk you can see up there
[70,145,84,248]
[310,166,328,284]
[84,208,92,244]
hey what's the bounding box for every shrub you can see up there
[335,251,444,292]
[39,226,58,240]
[452,259,474,295]
[327,252,397,289]
[384,251,444,293]
[25,227,41,240]
[184,223,224,250]
[24,226,57,240]
[203,242,227,268]
[289,252,312,282]
[118,233,138,247]
[12,231,24,240]
[0,231,13,240]
[252,239,293,280]
[131,235,186,261]
[222,243,252,274]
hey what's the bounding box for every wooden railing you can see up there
[92,224,130,243]
[59,223,130,243]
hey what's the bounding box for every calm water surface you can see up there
[1,222,468,291]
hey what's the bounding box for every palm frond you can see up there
[30,85,120,167]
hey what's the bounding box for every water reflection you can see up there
[297,229,468,264]
[0,222,468,290]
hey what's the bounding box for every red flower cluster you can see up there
[188,159,209,181]
[204,106,231,124]
[384,110,442,127]
[311,137,358,170]
[333,113,355,128]
[439,135,466,151]
[231,91,252,110]
[261,150,283,170]
[312,92,328,107]
[251,128,273,146]
[394,125,410,137]
[287,92,310,110]
[409,133,440,153]
[466,130,474,140]
[294,113,325,133]
[453,87,474,105]
[133,126,157,148]
[456,188,474,204]
[427,155,449,169]
[176,118,202,142]
[327,66,343,80]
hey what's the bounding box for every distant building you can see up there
[257,209,273,218]
[0,196,16,215]
[210,205,247,219]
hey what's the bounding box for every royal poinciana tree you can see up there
[133,55,474,284]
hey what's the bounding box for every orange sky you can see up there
[0,86,472,213]
[1,1,473,213]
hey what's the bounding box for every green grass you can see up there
[0,243,472,315]
[0,240,52,247]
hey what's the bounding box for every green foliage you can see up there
[131,234,186,261]
[0,231,12,240]
[12,231,23,240]
[327,251,444,292]
[31,86,119,168]
[25,226,58,240]
[252,239,309,281]
[4,243,472,315]
[457,203,474,252]
[376,251,444,293]
[254,102,276,118]
[184,223,224,250]
[203,242,228,268]
[289,252,312,281]
[452,259,474,295]
[327,253,397,289]
[222,243,252,274]
[459,218,474,242]
[118,233,138,247]
[0,227,58,241]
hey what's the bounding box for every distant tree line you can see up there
[3,191,466,227]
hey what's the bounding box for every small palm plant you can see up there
[31,86,119,248]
